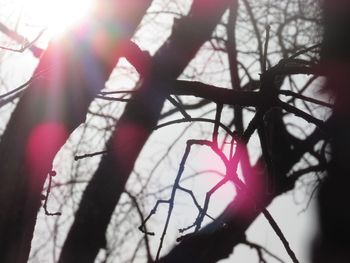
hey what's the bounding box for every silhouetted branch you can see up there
[43,171,61,216]
[155,117,236,138]
[74,150,108,161]
[279,90,333,108]
[278,100,327,130]
[213,103,223,146]
[242,240,286,263]
[166,95,191,119]
[0,22,44,57]
[124,190,153,262]
[262,24,271,73]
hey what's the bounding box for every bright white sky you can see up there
[20,0,94,36]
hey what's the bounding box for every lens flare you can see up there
[26,122,68,177]
[24,0,94,37]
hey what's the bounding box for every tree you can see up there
[0,0,334,262]
[0,1,152,261]
[312,0,350,262]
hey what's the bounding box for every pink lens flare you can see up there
[26,122,68,180]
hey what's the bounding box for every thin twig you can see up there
[155,117,236,138]
[243,240,286,263]
[167,95,191,119]
[279,89,333,108]
[43,171,61,216]
[278,100,327,131]
[213,103,223,147]
[262,24,271,72]
[124,190,153,262]
[0,27,45,56]
[74,150,108,161]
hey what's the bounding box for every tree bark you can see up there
[313,1,350,262]
[0,1,151,262]
[59,1,232,262]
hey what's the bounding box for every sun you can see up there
[23,0,94,37]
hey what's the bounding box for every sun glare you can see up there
[24,0,94,37]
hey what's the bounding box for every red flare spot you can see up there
[112,122,148,172]
[26,122,68,178]
[231,142,268,219]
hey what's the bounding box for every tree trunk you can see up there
[313,1,350,262]
[59,1,232,262]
